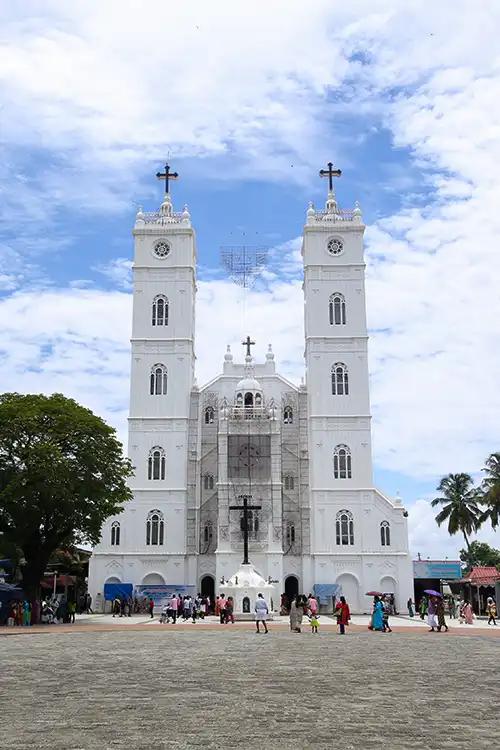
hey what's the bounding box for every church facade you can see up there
[88,170,413,612]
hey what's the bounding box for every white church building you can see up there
[88,166,413,613]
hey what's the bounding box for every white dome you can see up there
[227,564,271,588]
[236,377,262,392]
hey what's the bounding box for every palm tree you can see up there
[431,473,482,551]
[480,452,500,529]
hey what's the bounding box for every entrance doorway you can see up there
[285,575,299,602]
[200,575,215,612]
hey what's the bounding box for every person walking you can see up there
[169,593,178,624]
[448,596,456,619]
[68,600,76,624]
[254,593,269,634]
[427,596,439,632]
[419,596,428,621]
[486,597,497,626]
[336,596,350,635]
[436,597,449,632]
[219,594,227,624]
[148,597,155,619]
[307,593,319,619]
[289,596,303,633]
[225,596,235,624]
[371,596,384,631]
[407,597,414,617]
[310,612,319,634]
[460,600,474,625]
[382,596,393,633]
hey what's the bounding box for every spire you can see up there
[224,344,233,362]
[266,343,274,361]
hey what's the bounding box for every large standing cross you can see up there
[229,495,262,565]
[319,161,342,191]
[242,335,255,357]
[156,163,179,194]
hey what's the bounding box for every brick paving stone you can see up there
[1,629,499,750]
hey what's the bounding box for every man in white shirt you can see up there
[254,593,269,634]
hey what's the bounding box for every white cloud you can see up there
[0,2,500,554]
[408,499,500,560]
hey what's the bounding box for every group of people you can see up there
[159,593,211,624]
[368,595,393,633]
[412,594,497,628]
[288,593,350,635]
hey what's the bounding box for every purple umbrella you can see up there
[424,589,443,597]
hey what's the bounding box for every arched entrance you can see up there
[104,576,121,585]
[380,575,398,612]
[336,573,359,612]
[201,575,215,610]
[141,572,165,585]
[285,575,299,602]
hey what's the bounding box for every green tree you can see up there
[459,540,500,572]
[0,393,133,599]
[480,452,500,529]
[431,473,482,551]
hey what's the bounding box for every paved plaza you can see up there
[2,624,499,750]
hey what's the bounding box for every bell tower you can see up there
[303,165,373,551]
[128,166,196,553]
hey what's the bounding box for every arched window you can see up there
[150,364,168,395]
[148,446,166,480]
[283,406,293,424]
[333,444,352,479]
[110,521,120,546]
[205,406,215,424]
[286,522,296,547]
[152,295,169,326]
[146,509,164,546]
[204,523,212,544]
[255,393,262,406]
[283,474,295,491]
[380,521,391,546]
[329,293,346,325]
[244,392,254,407]
[203,474,214,490]
[336,510,354,545]
[331,363,349,396]
[241,509,259,540]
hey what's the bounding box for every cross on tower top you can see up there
[242,335,255,357]
[156,163,179,194]
[319,161,342,191]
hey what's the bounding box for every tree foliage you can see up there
[431,473,482,550]
[480,451,500,529]
[0,393,133,597]
[459,541,500,572]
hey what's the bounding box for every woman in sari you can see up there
[289,596,303,633]
[371,596,384,631]
[461,601,474,624]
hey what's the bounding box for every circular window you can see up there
[153,240,170,258]
[327,238,343,256]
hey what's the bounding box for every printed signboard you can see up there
[413,561,462,580]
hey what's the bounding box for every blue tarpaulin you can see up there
[314,584,341,603]
[103,582,133,601]
[0,582,23,624]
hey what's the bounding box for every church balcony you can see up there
[227,406,273,421]
[140,210,187,225]
[308,207,359,223]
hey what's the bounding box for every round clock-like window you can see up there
[327,237,344,256]
[153,240,170,258]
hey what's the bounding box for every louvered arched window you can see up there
[380,521,391,546]
[146,509,164,545]
[203,474,214,490]
[283,475,295,491]
[150,364,168,395]
[329,293,346,325]
[205,406,215,424]
[283,406,293,424]
[331,363,349,395]
[110,521,120,546]
[148,446,166,480]
[152,295,169,326]
[336,510,354,545]
[333,444,352,479]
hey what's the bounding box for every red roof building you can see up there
[462,566,500,587]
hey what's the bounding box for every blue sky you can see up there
[0,1,499,558]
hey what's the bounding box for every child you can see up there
[310,613,319,634]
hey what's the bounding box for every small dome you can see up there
[224,345,233,362]
[236,377,262,392]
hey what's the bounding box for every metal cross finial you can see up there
[319,161,342,191]
[229,495,262,565]
[242,335,255,357]
[156,163,179,194]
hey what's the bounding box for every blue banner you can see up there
[413,561,462,579]
[314,584,341,603]
[103,582,133,601]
